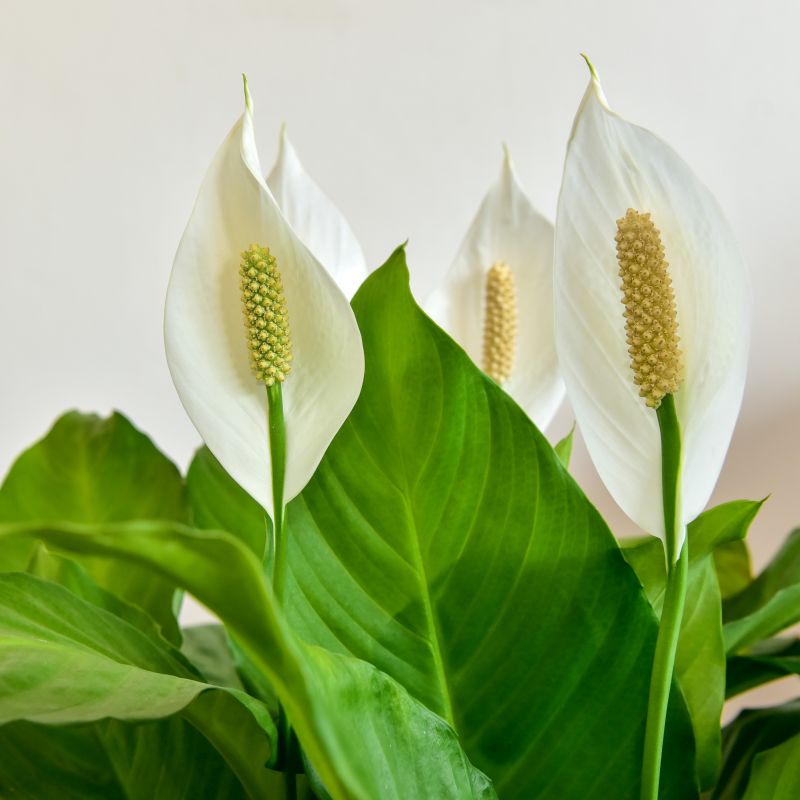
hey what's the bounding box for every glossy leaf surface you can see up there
[277,248,696,797]
[0,519,493,800]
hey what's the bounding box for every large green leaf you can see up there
[712,700,800,799]
[724,528,800,652]
[621,500,761,789]
[0,519,494,800]
[0,571,276,798]
[0,717,261,799]
[742,730,800,799]
[270,247,692,798]
[0,412,186,642]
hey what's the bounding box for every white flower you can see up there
[426,148,564,430]
[267,125,368,298]
[164,81,364,515]
[554,64,750,547]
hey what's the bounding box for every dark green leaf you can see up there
[0,519,494,800]
[0,717,255,800]
[0,411,187,642]
[726,638,800,698]
[713,699,800,799]
[279,248,696,799]
[724,529,800,652]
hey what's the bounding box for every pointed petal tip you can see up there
[580,53,600,82]
[242,74,253,112]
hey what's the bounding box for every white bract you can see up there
[165,82,365,516]
[426,148,564,430]
[554,67,749,547]
[267,126,368,299]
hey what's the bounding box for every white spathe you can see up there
[267,126,369,299]
[426,148,564,430]
[554,70,750,549]
[165,82,365,516]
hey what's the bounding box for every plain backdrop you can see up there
[1,0,799,716]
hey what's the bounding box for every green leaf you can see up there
[620,500,761,790]
[714,540,752,600]
[274,248,695,798]
[554,424,575,468]
[187,445,268,559]
[727,638,800,697]
[713,700,800,799]
[0,717,258,799]
[0,412,186,643]
[742,731,800,799]
[724,529,800,652]
[688,499,763,559]
[0,572,276,798]
[0,519,494,800]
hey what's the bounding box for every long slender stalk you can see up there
[265,382,296,800]
[266,382,288,601]
[641,394,689,800]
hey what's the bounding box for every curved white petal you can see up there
[267,126,368,298]
[426,149,564,430]
[554,71,749,545]
[165,84,364,515]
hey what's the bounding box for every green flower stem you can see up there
[641,393,689,800]
[266,382,296,799]
[266,382,288,602]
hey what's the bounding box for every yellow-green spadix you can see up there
[426,147,564,430]
[164,80,365,515]
[554,61,749,551]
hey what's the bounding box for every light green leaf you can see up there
[0,519,494,800]
[554,424,575,468]
[0,411,186,643]
[277,248,696,798]
[620,500,761,790]
[742,731,800,799]
[714,540,752,599]
[724,529,800,652]
[0,572,276,798]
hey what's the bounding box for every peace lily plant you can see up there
[0,61,797,800]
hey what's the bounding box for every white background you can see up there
[1,0,799,712]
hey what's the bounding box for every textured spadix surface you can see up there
[554,70,750,544]
[165,84,364,516]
